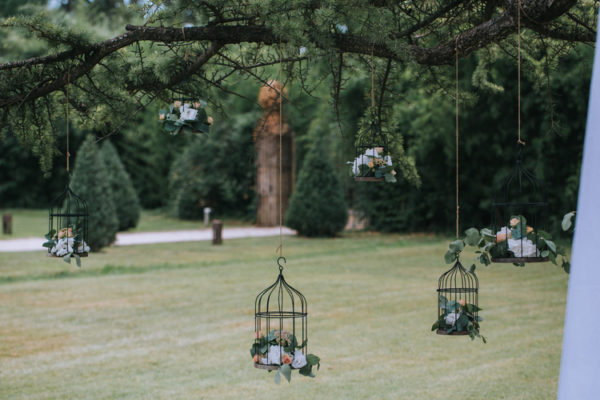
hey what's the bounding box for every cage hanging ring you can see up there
[277,256,286,272]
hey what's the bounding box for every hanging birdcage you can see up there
[158,92,211,136]
[491,144,548,263]
[435,260,479,336]
[253,257,308,371]
[45,185,89,258]
[352,121,392,182]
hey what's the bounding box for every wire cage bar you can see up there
[253,257,307,370]
[353,121,389,182]
[436,260,479,336]
[491,144,548,263]
[48,185,89,257]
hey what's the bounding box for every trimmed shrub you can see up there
[101,140,141,230]
[169,113,257,220]
[70,135,118,250]
[285,142,348,237]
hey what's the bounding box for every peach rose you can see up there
[253,354,260,363]
[207,116,214,125]
[526,226,534,234]
[159,113,165,120]
[374,147,384,154]
[282,354,292,365]
[368,161,374,168]
[459,299,466,307]
[391,170,397,176]
[67,228,73,237]
[173,100,182,108]
[510,217,521,227]
[496,232,507,242]
[193,101,202,109]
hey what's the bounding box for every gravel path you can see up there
[0,227,295,253]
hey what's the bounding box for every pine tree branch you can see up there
[0,0,590,110]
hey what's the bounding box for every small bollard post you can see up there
[2,214,12,235]
[204,207,212,227]
[212,220,223,245]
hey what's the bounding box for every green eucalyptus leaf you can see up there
[544,239,557,254]
[480,228,494,241]
[63,254,71,264]
[75,254,81,268]
[541,250,550,257]
[444,250,457,264]
[479,253,491,266]
[306,354,320,366]
[274,371,281,384]
[464,228,480,246]
[562,211,576,231]
[449,239,465,253]
[279,364,292,383]
[299,364,314,377]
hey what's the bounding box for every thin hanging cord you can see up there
[517,0,525,146]
[455,37,460,239]
[279,37,283,258]
[66,69,70,173]
[370,45,375,111]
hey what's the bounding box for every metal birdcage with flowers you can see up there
[491,144,549,264]
[158,94,212,136]
[252,257,320,383]
[44,185,89,262]
[435,260,481,339]
[351,121,395,182]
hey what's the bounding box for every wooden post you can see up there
[2,214,12,235]
[212,220,223,245]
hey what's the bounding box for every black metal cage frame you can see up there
[354,121,389,182]
[436,260,479,336]
[254,257,307,370]
[491,144,548,263]
[48,185,89,257]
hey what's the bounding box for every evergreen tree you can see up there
[70,135,118,250]
[168,112,257,220]
[101,140,141,230]
[285,142,348,237]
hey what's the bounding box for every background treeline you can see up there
[0,1,590,239]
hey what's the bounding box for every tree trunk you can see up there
[255,126,294,226]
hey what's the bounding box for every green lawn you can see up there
[0,209,251,239]
[0,233,568,399]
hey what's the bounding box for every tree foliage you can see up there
[70,135,118,250]
[285,141,348,237]
[354,45,590,237]
[168,111,257,220]
[0,0,596,171]
[100,140,140,230]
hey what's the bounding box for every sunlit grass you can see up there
[0,233,568,399]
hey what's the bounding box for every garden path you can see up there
[0,226,295,252]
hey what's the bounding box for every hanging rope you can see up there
[455,37,460,239]
[278,37,283,258]
[66,69,70,173]
[370,45,375,111]
[517,0,525,146]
